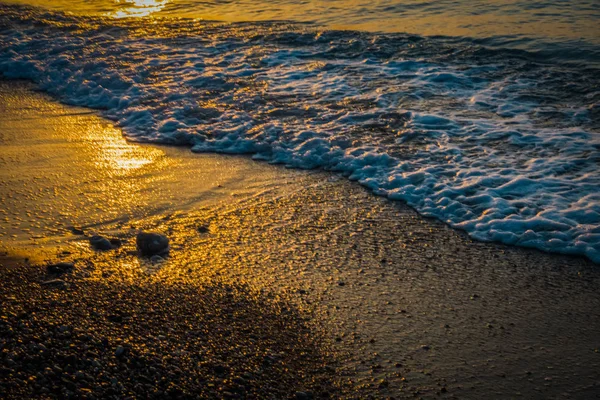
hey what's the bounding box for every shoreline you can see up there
[1,80,600,398]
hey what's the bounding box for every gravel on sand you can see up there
[0,261,342,399]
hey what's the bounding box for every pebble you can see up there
[114,346,126,357]
[89,235,114,251]
[136,231,169,257]
[46,262,74,275]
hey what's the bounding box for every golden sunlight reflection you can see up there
[112,0,169,18]
[85,124,163,176]
[1,80,309,258]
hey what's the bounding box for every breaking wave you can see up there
[1,4,599,262]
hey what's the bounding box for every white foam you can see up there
[1,8,599,262]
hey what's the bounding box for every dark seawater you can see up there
[0,1,599,262]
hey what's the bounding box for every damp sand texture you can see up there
[1,80,600,398]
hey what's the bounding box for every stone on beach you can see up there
[136,231,169,257]
[47,262,74,275]
[90,235,114,251]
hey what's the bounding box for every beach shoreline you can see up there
[1,80,600,398]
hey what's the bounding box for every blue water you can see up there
[0,2,599,262]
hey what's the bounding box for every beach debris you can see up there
[136,231,169,257]
[46,261,74,275]
[90,235,114,251]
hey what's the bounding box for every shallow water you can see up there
[0,2,599,262]
[4,0,600,48]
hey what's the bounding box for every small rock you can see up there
[295,391,310,400]
[47,262,74,275]
[90,235,114,251]
[115,346,127,357]
[197,225,209,233]
[136,231,169,257]
[40,279,69,289]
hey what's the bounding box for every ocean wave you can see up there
[1,4,599,262]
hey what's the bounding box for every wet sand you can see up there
[1,81,600,398]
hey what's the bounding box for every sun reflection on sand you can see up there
[85,123,164,176]
[0,81,307,256]
[113,0,169,18]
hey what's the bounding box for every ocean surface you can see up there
[0,1,599,262]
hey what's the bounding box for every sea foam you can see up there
[1,5,599,262]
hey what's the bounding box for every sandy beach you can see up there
[1,80,600,399]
